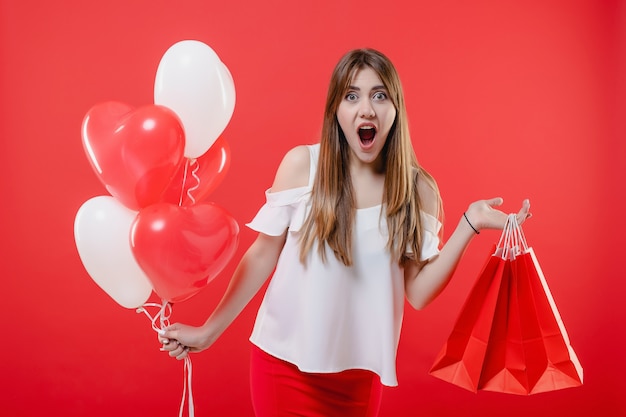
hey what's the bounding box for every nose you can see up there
[358,100,375,118]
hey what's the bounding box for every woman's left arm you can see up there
[404,197,531,310]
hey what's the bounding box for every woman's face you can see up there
[336,66,397,168]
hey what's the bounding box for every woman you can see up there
[160,48,531,416]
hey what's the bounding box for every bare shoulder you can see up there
[416,168,440,218]
[270,145,311,192]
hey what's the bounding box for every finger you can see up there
[176,347,190,360]
[159,324,182,341]
[485,197,504,208]
[157,328,171,345]
[168,343,185,358]
[161,344,175,352]
[162,340,180,352]
[516,199,532,224]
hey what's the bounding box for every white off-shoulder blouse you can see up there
[247,144,441,386]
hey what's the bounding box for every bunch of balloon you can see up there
[74,40,239,416]
[74,39,239,323]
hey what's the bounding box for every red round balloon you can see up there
[130,202,239,303]
[160,136,231,206]
[81,101,186,210]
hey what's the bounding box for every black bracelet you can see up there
[463,212,480,234]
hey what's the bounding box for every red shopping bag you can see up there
[516,248,582,393]
[428,246,511,392]
[431,214,583,394]
[478,217,583,394]
[476,254,526,394]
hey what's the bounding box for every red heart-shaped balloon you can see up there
[81,101,186,210]
[159,135,231,206]
[130,202,239,303]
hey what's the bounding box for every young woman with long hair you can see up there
[159,48,531,417]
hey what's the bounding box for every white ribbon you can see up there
[178,158,201,206]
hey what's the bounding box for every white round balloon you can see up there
[154,40,236,158]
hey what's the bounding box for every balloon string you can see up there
[137,300,195,417]
[186,158,200,205]
[180,357,195,417]
[178,159,190,207]
[137,299,171,331]
[177,158,200,206]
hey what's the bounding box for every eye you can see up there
[345,92,358,102]
[372,91,388,101]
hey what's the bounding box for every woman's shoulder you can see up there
[270,145,313,193]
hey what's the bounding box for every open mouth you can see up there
[358,126,376,145]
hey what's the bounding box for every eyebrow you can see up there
[348,85,388,91]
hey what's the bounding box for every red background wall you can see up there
[1,0,624,416]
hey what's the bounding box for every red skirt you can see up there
[250,344,383,417]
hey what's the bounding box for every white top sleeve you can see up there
[246,187,311,236]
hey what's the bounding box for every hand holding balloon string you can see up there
[137,300,195,417]
[136,300,193,355]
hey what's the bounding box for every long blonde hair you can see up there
[299,48,441,266]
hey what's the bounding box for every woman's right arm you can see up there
[160,231,286,359]
[160,145,311,360]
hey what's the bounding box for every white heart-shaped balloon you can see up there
[154,40,236,158]
[74,196,153,308]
